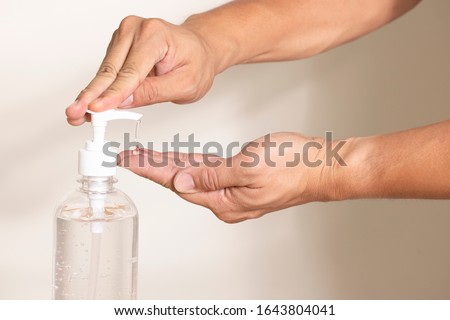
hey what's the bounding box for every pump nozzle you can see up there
[90,109,143,125]
[79,109,143,177]
[88,110,143,147]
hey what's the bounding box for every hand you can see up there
[119,132,345,223]
[66,16,216,125]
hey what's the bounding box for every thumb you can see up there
[174,159,242,194]
[130,71,191,107]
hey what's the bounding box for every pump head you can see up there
[78,109,143,177]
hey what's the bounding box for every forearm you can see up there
[335,120,450,200]
[183,0,421,73]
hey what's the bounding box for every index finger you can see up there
[65,18,138,123]
[88,25,168,112]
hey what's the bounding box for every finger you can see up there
[66,116,87,126]
[118,149,182,189]
[118,149,240,217]
[118,149,240,192]
[119,149,253,222]
[118,149,207,185]
[173,157,243,194]
[90,30,168,111]
[65,100,88,125]
[125,69,195,108]
[65,28,135,123]
[84,29,136,107]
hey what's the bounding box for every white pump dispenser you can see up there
[53,109,142,300]
[79,109,142,177]
[78,109,142,234]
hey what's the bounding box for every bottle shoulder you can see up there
[55,187,138,221]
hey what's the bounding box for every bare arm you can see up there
[337,120,450,201]
[184,0,422,72]
[64,0,449,224]
[118,121,450,223]
[66,0,421,123]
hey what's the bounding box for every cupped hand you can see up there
[119,132,346,223]
[66,16,216,125]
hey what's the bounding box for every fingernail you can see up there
[119,95,134,108]
[174,173,196,193]
[116,153,123,167]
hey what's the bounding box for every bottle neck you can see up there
[79,176,117,193]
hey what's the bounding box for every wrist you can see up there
[327,136,378,201]
[182,13,240,75]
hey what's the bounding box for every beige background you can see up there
[0,0,449,299]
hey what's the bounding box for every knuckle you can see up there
[214,211,238,224]
[117,63,141,82]
[208,190,245,224]
[97,61,118,78]
[215,209,262,224]
[185,85,199,101]
[140,18,166,34]
[181,74,203,102]
[141,82,159,103]
[200,167,221,191]
[226,190,252,211]
[172,76,204,104]
[118,63,140,79]
[119,15,140,33]
[173,153,189,168]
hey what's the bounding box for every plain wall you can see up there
[0,0,449,299]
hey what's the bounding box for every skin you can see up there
[118,133,332,223]
[65,0,450,223]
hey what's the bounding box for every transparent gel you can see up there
[53,177,138,300]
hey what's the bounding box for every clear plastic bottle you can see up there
[53,176,138,299]
[53,109,142,300]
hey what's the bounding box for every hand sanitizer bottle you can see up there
[53,110,142,300]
